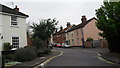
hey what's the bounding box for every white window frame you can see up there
[11,37,19,48]
[11,16,18,26]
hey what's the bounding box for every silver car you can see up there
[62,43,71,48]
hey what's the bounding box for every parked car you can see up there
[56,44,62,47]
[52,43,57,47]
[62,43,71,48]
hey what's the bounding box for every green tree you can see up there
[31,18,58,49]
[96,0,120,52]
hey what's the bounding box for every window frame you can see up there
[11,37,19,48]
[11,16,18,26]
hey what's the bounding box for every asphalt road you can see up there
[44,47,118,67]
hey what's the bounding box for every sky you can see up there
[1,0,103,28]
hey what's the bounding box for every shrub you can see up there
[14,46,37,62]
[3,42,12,51]
[86,37,93,41]
[37,48,51,57]
[32,38,44,49]
[44,48,51,54]
[4,54,15,61]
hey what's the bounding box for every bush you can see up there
[37,48,51,57]
[3,42,12,51]
[32,38,44,49]
[4,54,15,61]
[44,48,51,54]
[14,46,37,62]
[86,37,93,41]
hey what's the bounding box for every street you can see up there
[43,47,119,68]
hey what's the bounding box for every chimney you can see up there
[14,5,19,12]
[66,22,71,27]
[81,15,87,23]
[60,26,63,30]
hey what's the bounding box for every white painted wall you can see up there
[0,14,2,51]
[0,14,27,51]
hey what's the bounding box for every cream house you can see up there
[0,4,29,52]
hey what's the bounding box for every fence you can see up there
[85,39,108,48]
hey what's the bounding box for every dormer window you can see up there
[11,16,17,26]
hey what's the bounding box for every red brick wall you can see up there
[100,39,108,48]
[53,33,66,44]
[27,35,33,46]
[85,41,93,48]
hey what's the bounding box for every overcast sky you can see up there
[1,0,103,28]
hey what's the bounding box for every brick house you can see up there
[53,22,71,44]
[65,16,103,47]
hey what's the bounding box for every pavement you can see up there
[5,50,61,68]
[73,47,120,65]
[97,48,120,64]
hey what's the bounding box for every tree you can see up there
[31,18,58,49]
[96,0,120,52]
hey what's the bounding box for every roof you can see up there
[65,25,76,33]
[53,26,71,36]
[0,4,29,17]
[66,17,97,33]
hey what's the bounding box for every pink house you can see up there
[65,16,103,47]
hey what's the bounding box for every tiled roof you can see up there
[0,4,29,17]
[65,25,76,33]
[53,26,71,35]
[66,17,97,33]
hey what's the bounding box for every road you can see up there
[43,47,119,68]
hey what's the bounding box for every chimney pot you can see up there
[14,5,19,12]
[66,22,71,27]
[81,15,87,23]
[60,26,63,30]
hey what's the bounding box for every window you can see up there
[11,16,17,26]
[67,33,69,38]
[77,38,80,44]
[76,30,78,36]
[12,37,19,48]
[72,39,74,46]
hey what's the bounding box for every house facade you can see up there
[0,4,29,51]
[66,25,83,46]
[53,22,71,44]
[66,16,103,47]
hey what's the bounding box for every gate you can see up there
[93,40,100,48]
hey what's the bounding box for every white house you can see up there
[0,4,29,52]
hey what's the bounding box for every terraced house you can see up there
[0,4,29,52]
[53,22,71,44]
[65,16,103,47]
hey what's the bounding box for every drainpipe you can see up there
[81,28,85,48]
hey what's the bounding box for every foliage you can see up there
[86,37,93,41]
[3,42,12,51]
[37,48,51,57]
[32,37,44,49]
[14,46,37,62]
[31,18,58,49]
[4,54,15,61]
[96,0,120,52]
